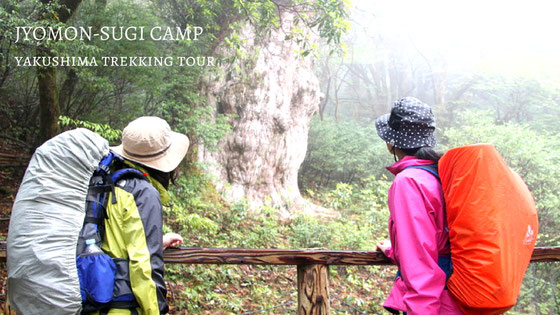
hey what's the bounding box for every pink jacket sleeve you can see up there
[389,175,447,315]
[384,246,395,263]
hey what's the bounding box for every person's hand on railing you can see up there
[376,240,391,256]
[163,233,183,250]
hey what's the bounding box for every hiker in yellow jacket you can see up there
[94,116,187,315]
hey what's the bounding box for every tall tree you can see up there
[37,0,83,144]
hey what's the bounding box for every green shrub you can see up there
[300,116,392,190]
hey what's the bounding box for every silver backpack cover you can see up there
[7,128,108,314]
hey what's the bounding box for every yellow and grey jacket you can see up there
[101,173,168,315]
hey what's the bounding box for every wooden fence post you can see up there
[297,264,330,315]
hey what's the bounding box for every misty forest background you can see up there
[1,0,559,314]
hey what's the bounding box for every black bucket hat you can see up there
[375,97,436,149]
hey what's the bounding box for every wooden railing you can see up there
[0,153,28,168]
[1,242,558,314]
[162,247,560,265]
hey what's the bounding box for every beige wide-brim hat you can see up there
[111,116,190,173]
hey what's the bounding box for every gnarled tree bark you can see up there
[200,12,333,217]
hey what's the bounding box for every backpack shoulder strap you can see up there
[111,168,146,183]
[82,162,147,235]
[404,164,440,180]
[108,167,148,205]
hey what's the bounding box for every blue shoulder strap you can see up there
[107,168,147,205]
[87,157,147,222]
[97,151,116,174]
[404,164,440,180]
[111,168,146,183]
[97,151,146,182]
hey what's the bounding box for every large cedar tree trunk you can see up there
[200,13,331,217]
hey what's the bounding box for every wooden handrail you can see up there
[163,247,394,265]
[1,242,558,264]
[161,246,560,264]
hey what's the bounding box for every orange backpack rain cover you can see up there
[438,144,538,315]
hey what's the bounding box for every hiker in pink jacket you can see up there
[374,97,463,315]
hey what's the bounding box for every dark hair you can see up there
[400,146,443,163]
